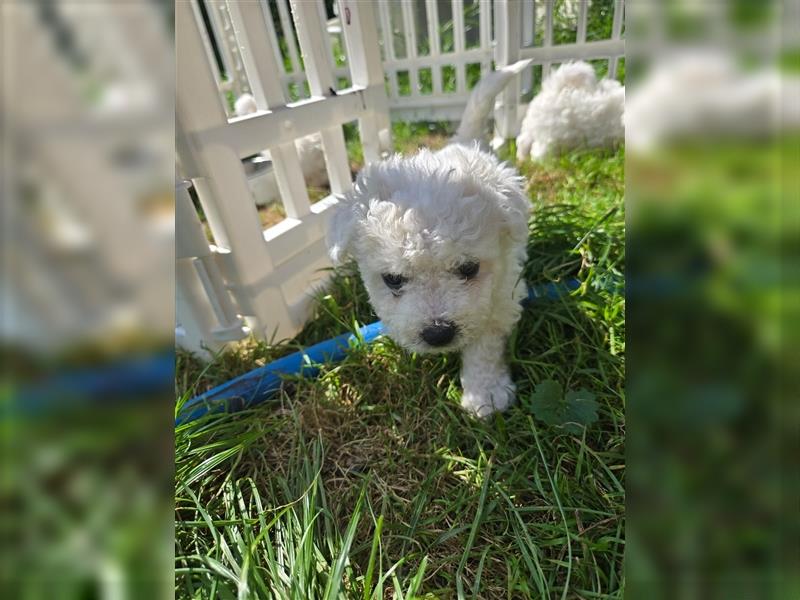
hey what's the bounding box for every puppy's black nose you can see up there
[420,321,457,346]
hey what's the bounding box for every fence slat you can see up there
[259,0,288,76]
[401,0,420,96]
[317,0,338,79]
[275,0,303,77]
[270,144,315,219]
[377,1,397,61]
[518,37,624,64]
[176,179,245,351]
[493,0,522,140]
[577,0,588,44]
[521,0,535,93]
[377,1,398,99]
[225,2,281,108]
[200,91,366,157]
[177,261,224,356]
[189,176,230,251]
[543,0,554,77]
[338,0,392,162]
[452,0,467,93]
[177,183,242,329]
[205,1,250,99]
[479,0,492,74]
[191,1,227,95]
[291,0,352,196]
[176,181,214,261]
[609,1,625,80]
[340,2,388,86]
[227,0,312,218]
[425,0,444,94]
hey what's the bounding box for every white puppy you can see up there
[625,52,799,151]
[327,64,531,417]
[516,61,624,161]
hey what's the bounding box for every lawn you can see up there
[175,142,625,599]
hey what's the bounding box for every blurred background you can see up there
[1,0,798,598]
[625,0,799,597]
[1,1,174,598]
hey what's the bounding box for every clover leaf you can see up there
[529,379,599,435]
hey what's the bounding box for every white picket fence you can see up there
[176,0,625,358]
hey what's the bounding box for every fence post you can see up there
[290,0,353,196]
[494,0,523,142]
[577,0,588,44]
[176,180,246,356]
[542,0,554,78]
[176,181,244,334]
[204,1,251,102]
[453,0,467,94]
[521,0,535,95]
[376,2,399,101]
[426,0,444,96]
[609,1,625,80]
[274,0,304,84]
[400,1,420,97]
[337,0,393,163]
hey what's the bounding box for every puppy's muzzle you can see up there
[420,321,457,347]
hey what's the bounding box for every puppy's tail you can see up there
[451,58,532,144]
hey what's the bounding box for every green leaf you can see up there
[528,379,563,426]
[563,389,599,434]
[529,380,599,435]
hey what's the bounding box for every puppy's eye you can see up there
[382,273,406,290]
[457,261,480,280]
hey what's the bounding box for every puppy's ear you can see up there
[497,173,532,247]
[327,196,360,265]
[459,147,531,245]
[327,163,388,265]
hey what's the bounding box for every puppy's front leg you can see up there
[460,335,514,418]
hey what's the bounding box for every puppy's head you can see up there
[328,146,529,353]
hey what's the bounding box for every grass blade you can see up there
[324,487,366,600]
[405,554,429,598]
[363,514,384,600]
[456,458,493,599]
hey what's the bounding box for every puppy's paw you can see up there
[461,376,516,418]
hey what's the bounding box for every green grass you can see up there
[626,135,795,594]
[176,146,625,598]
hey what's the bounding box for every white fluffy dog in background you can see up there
[234,93,329,204]
[327,62,531,417]
[625,52,799,151]
[516,61,624,161]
